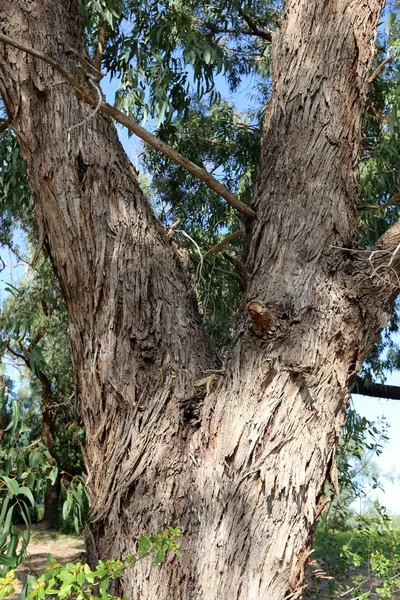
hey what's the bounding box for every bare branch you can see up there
[203,20,271,41]
[58,36,103,80]
[7,345,27,363]
[94,22,107,72]
[353,376,400,401]
[233,120,260,132]
[203,231,244,259]
[102,104,256,219]
[359,190,400,211]
[368,54,393,84]
[0,32,256,222]
[237,7,272,42]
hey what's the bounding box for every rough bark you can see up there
[0,1,398,600]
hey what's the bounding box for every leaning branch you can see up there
[202,230,244,258]
[102,103,256,220]
[0,32,256,222]
[94,22,107,72]
[359,190,400,211]
[353,376,400,401]
[237,7,272,42]
[368,54,393,84]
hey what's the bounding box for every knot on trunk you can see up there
[248,300,281,335]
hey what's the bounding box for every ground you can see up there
[10,527,84,600]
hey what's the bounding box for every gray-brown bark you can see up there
[0,1,398,599]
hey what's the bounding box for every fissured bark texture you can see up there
[0,1,395,599]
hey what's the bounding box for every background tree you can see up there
[0,253,83,525]
[1,1,400,599]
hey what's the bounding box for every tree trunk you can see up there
[1,1,398,599]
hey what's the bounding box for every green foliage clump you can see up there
[143,100,261,350]
[310,403,398,599]
[0,527,182,600]
[81,0,279,123]
[0,251,84,478]
[0,391,57,575]
[0,130,33,248]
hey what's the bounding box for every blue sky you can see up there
[352,381,400,514]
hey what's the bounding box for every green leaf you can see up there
[98,575,109,594]
[2,476,19,496]
[3,283,21,297]
[18,487,35,507]
[0,498,9,527]
[154,549,166,565]
[76,569,86,585]
[17,319,29,341]
[138,536,151,553]
[0,584,15,599]
[49,467,58,486]
[386,12,396,35]
[0,554,17,567]
[62,498,71,520]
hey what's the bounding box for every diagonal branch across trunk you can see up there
[0,31,255,221]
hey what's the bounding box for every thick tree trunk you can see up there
[0,1,398,599]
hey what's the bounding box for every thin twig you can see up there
[0,31,256,222]
[58,36,103,81]
[94,22,107,72]
[176,229,204,284]
[67,74,103,136]
[359,190,400,211]
[203,231,244,259]
[368,54,394,83]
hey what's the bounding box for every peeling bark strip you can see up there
[1,1,399,600]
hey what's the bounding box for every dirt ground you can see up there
[9,528,85,600]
